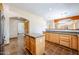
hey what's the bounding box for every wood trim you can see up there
[0,3,3,10]
[54,15,79,23]
[10,37,18,39]
[24,21,29,33]
[10,17,29,33]
[70,16,79,20]
[10,17,29,22]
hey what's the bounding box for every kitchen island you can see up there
[45,29,79,52]
[24,33,45,55]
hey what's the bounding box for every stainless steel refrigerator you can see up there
[0,10,4,55]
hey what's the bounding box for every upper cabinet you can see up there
[56,19,79,30]
[47,15,79,30]
[0,3,3,11]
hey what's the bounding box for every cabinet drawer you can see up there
[60,40,70,47]
[78,36,79,51]
[71,35,78,50]
[45,32,50,41]
[60,35,71,39]
[60,35,71,42]
[60,38,70,42]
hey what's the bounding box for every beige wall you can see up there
[3,4,10,44]
[3,4,47,44]
[8,5,47,34]
[9,19,18,38]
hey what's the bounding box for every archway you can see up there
[4,17,29,55]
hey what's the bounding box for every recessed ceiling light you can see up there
[49,8,52,11]
[64,12,68,14]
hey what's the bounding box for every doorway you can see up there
[18,22,24,34]
[4,17,29,55]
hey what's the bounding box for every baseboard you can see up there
[3,43,9,47]
[10,37,18,39]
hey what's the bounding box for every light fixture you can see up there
[49,8,52,11]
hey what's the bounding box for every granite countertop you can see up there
[25,33,45,38]
[46,29,79,35]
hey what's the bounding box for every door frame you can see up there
[9,17,29,34]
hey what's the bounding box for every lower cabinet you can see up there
[24,35,45,55]
[60,40,70,47]
[30,37,36,55]
[45,32,78,51]
[50,33,60,44]
[53,34,60,43]
[78,36,79,51]
[71,35,78,50]
[24,35,30,50]
[45,32,60,44]
[36,36,45,55]
[59,35,71,48]
[45,32,50,41]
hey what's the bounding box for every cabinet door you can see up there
[59,34,71,48]
[50,33,54,42]
[36,36,45,55]
[54,34,59,43]
[71,35,78,50]
[45,32,50,41]
[30,37,36,55]
[50,33,59,44]
[25,36,30,50]
[78,36,79,51]
[60,40,70,47]
[24,36,27,49]
[60,35,71,42]
[0,4,3,10]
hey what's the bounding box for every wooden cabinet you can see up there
[60,34,71,48]
[24,35,45,55]
[36,36,45,55]
[78,36,79,51]
[60,35,71,42]
[0,4,3,10]
[50,33,54,42]
[53,34,59,43]
[49,33,53,42]
[30,37,36,54]
[24,36,26,49]
[45,32,50,41]
[71,35,78,50]
[24,35,30,50]
[45,32,60,44]
[45,32,78,50]
[50,33,59,43]
[60,40,70,47]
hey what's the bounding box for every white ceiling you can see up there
[7,3,79,20]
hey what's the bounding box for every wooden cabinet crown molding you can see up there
[0,3,3,11]
[53,15,79,23]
